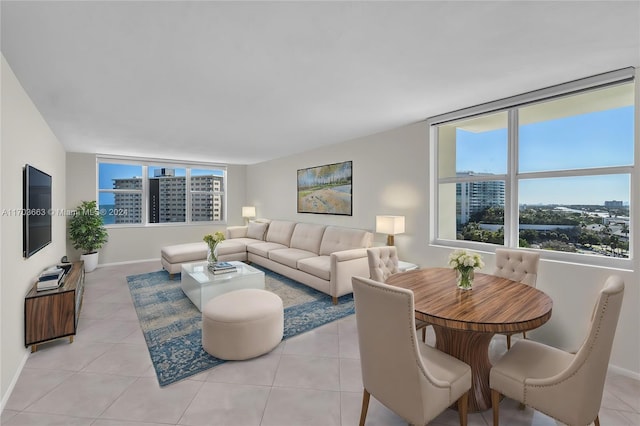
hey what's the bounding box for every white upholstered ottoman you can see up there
[202,289,284,360]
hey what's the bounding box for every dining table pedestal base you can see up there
[432,325,495,412]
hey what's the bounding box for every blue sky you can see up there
[456,106,634,205]
[98,163,223,205]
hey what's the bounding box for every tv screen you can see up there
[23,164,52,258]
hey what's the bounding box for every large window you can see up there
[98,158,226,226]
[432,70,635,265]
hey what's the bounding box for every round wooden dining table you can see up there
[385,267,553,412]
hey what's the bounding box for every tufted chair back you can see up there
[490,275,624,426]
[493,248,540,287]
[352,276,471,425]
[367,247,399,282]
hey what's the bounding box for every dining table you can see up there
[385,267,553,412]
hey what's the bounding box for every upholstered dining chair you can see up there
[493,248,541,348]
[352,276,471,426]
[367,247,429,342]
[489,275,625,426]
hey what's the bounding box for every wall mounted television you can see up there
[23,164,52,258]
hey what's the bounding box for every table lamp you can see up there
[242,206,256,224]
[376,215,405,246]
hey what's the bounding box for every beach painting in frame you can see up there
[297,161,352,215]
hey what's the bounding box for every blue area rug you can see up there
[126,265,354,386]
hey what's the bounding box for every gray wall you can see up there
[246,120,640,378]
[1,56,68,406]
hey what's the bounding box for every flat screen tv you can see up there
[23,164,52,258]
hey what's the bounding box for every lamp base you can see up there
[386,235,394,246]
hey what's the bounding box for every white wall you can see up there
[66,153,248,264]
[246,120,640,377]
[1,56,68,408]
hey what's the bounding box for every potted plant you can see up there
[69,200,108,272]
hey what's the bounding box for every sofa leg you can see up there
[332,296,338,305]
[169,273,174,280]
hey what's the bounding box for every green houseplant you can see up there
[69,200,108,272]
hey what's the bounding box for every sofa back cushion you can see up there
[246,221,269,240]
[226,226,248,239]
[319,226,373,255]
[265,220,297,246]
[289,223,327,254]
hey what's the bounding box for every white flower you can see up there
[448,249,483,271]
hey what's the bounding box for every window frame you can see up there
[428,68,636,269]
[97,155,227,228]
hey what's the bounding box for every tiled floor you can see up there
[3,261,639,425]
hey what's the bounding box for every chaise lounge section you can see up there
[161,220,374,303]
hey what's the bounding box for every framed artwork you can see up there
[297,161,352,215]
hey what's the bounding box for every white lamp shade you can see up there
[242,206,256,218]
[376,215,405,235]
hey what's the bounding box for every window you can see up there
[432,70,635,265]
[98,158,226,226]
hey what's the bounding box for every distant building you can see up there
[456,173,505,224]
[113,177,143,224]
[149,169,223,223]
[605,200,624,208]
[114,170,223,223]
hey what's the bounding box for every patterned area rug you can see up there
[126,265,354,386]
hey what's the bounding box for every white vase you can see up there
[81,252,99,272]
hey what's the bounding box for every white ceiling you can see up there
[2,1,639,165]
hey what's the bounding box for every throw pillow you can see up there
[247,221,268,240]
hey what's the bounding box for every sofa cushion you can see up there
[226,226,248,239]
[265,220,297,246]
[247,221,269,240]
[216,240,250,256]
[297,255,331,281]
[268,248,317,269]
[319,226,373,256]
[247,242,289,258]
[161,242,207,263]
[289,223,326,254]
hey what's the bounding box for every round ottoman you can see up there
[202,289,284,360]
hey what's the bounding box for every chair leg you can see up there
[457,391,469,426]
[594,415,600,426]
[491,389,501,426]
[332,296,338,305]
[359,389,370,426]
[506,334,511,349]
[522,330,527,340]
[422,327,426,342]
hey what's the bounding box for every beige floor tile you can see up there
[1,412,94,425]
[100,377,202,424]
[81,343,154,377]
[24,372,136,418]
[4,368,73,411]
[261,387,341,426]
[25,340,113,371]
[338,357,362,392]
[205,349,282,386]
[273,354,340,391]
[178,382,270,426]
[282,329,340,357]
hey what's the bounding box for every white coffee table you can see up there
[181,261,265,311]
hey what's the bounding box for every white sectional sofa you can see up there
[161,220,373,304]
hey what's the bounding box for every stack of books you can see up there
[208,261,237,275]
[37,267,65,291]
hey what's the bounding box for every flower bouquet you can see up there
[448,249,484,290]
[203,231,225,265]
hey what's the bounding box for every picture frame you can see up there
[297,161,352,215]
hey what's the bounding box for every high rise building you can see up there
[456,173,505,224]
[113,177,142,224]
[148,169,223,223]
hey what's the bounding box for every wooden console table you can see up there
[24,261,85,352]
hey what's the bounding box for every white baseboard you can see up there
[1,351,29,413]
[609,363,640,381]
[95,258,161,268]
